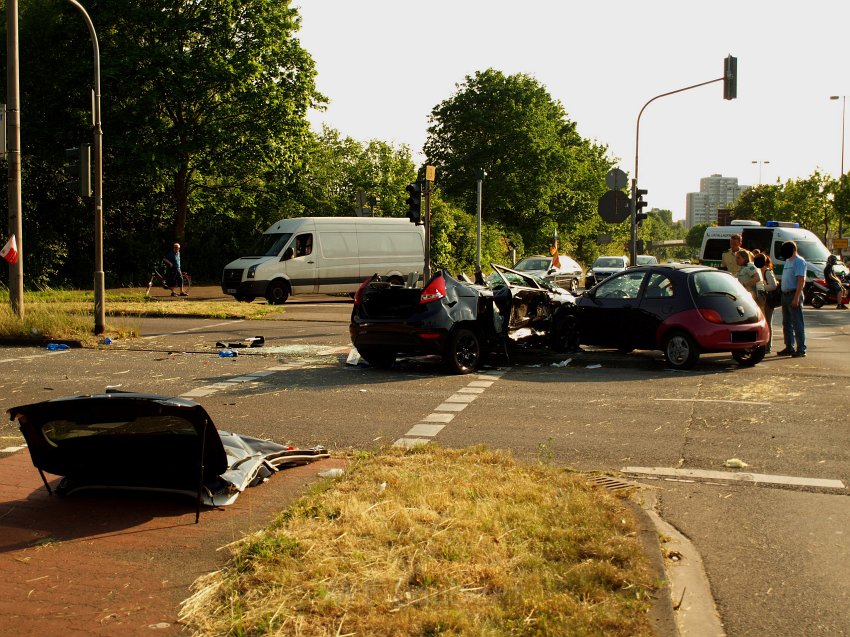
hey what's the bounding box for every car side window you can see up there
[596,271,645,299]
[294,233,313,257]
[644,273,674,299]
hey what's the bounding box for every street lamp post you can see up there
[831,96,846,237]
[751,159,770,185]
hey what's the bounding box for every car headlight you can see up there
[247,264,258,279]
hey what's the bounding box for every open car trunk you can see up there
[7,391,329,509]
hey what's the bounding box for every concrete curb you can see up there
[640,489,726,637]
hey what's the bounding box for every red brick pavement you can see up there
[0,451,345,636]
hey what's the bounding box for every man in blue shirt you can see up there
[163,242,188,297]
[777,241,806,357]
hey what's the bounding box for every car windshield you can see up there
[793,240,831,262]
[692,271,747,298]
[246,232,292,257]
[486,269,540,289]
[637,255,658,265]
[593,257,626,268]
[514,257,551,271]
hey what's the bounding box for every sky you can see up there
[295,1,849,221]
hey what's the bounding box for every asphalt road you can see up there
[1,294,848,636]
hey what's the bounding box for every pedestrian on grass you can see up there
[754,253,777,353]
[163,242,188,297]
[778,241,806,357]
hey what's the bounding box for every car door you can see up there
[634,272,677,349]
[578,270,646,347]
[282,233,318,294]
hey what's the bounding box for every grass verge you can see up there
[0,287,281,342]
[180,446,656,637]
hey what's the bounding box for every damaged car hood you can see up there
[7,391,329,507]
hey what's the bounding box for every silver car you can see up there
[585,255,629,288]
[512,255,583,293]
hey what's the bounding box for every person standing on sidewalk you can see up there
[720,234,752,276]
[754,253,778,353]
[163,242,188,297]
[777,241,806,357]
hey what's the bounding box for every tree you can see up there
[423,69,612,255]
[103,0,325,243]
[296,127,416,217]
[686,223,711,253]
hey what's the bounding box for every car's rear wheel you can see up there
[445,328,481,374]
[663,331,699,369]
[358,347,397,368]
[732,345,766,367]
[265,280,290,305]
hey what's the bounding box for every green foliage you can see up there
[686,223,711,252]
[424,69,613,264]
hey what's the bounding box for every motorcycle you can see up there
[810,274,850,309]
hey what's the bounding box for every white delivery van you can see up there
[221,217,425,304]
[699,220,847,296]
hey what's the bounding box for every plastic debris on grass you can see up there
[724,458,750,468]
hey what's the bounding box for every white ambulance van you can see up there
[699,220,847,297]
[221,217,425,304]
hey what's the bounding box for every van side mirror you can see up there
[281,247,294,261]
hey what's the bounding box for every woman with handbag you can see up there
[754,254,778,353]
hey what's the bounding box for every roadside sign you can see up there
[597,190,630,224]
[425,165,436,181]
[833,238,848,249]
[596,233,612,245]
[605,168,628,191]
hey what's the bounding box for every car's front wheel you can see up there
[552,313,580,353]
[663,331,699,369]
[445,328,481,374]
[265,281,290,305]
[569,278,579,294]
[732,345,766,367]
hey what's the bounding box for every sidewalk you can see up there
[0,451,345,636]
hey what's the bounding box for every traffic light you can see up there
[635,188,648,224]
[65,144,92,197]
[406,182,422,224]
[723,55,737,100]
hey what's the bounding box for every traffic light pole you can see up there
[67,0,105,334]
[631,70,731,266]
[6,0,23,318]
[424,178,431,283]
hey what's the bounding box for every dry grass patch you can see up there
[0,287,279,341]
[180,446,656,637]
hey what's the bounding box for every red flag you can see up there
[1,235,18,265]
[549,229,561,269]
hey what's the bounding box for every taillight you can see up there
[353,276,372,306]
[420,275,447,304]
[699,308,724,324]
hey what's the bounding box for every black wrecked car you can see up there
[349,264,576,373]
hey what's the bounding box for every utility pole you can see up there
[67,0,105,334]
[475,168,486,277]
[424,165,435,283]
[6,0,23,318]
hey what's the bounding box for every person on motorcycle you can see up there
[824,254,846,310]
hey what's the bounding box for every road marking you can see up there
[141,320,243,339]
[178,362,312,399]
[394,370,506,447]
[0,350,70,364]
[622,466,846,490]
[655,398,771,406]
[1,445,27,453]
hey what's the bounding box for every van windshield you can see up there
[247,233,292,257]
[793,240,830,262]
